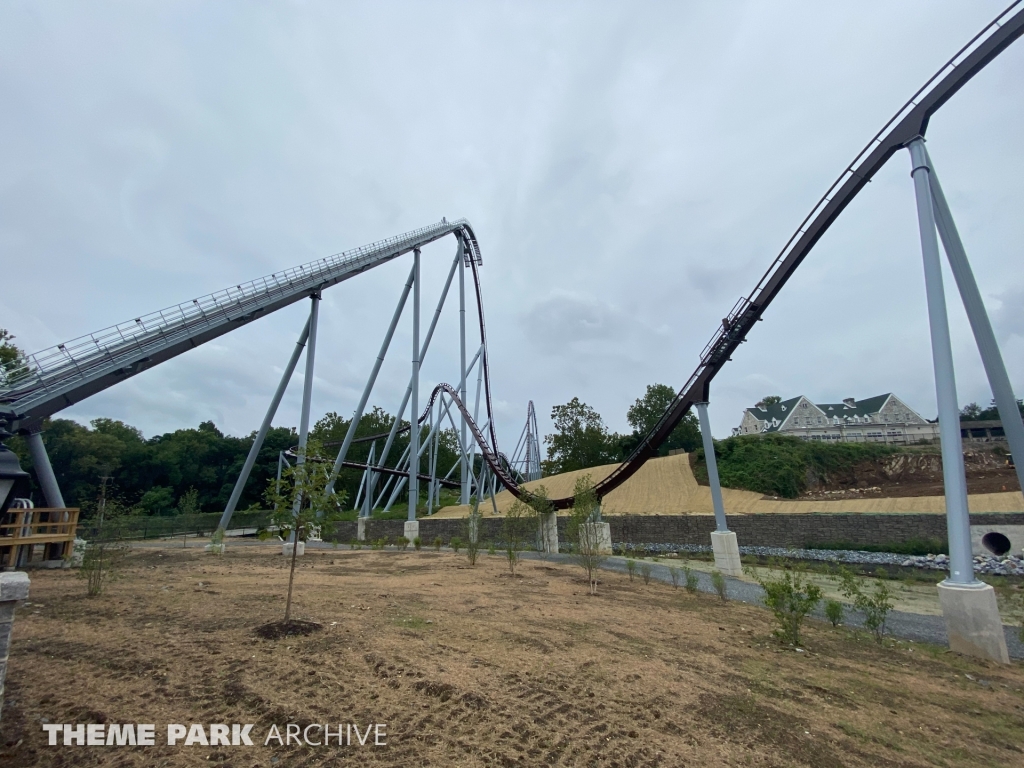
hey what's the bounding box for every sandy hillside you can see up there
[433,453,1024,517]
[5,544,1024,768]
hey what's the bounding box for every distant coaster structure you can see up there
[2,5,1023,562]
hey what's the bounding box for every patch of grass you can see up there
[809,538,949,556]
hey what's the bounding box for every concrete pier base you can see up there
[0,572,29,724]
[539,512,559,554]
[937,580,1009,664]
[357,517,367,542]
[404,520,420,544]
[710,530,743,577]
[282,541,305,557]
[582,522,612,555]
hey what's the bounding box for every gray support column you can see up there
[0,572,29,724]
[695,401,728,533]
[408,249,421,523]
[926,148,1024,495]
[290,294,320,534]
[326,264,415,493]
[908,138,1008,663]
[908,139,975,585]
[459,242,470,505]
[218,316,311,533]
[695,399,742,576]
[24,431,64,509]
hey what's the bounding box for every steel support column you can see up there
[217,315,311,533]
[408,249,421,521]
[925,147,1024,495]
[908,138,975,585]
[326,263,415,493]
[695,401,729,533]
[24,431,65,509]
[291,295,320,528]
[459,240,470,505]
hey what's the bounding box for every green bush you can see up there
[640,562,652,585]
[749,562,823,645]
[413,536,422,551]
[450,537,462,554]
[693,433,902,499]
[683,566,699,594]
[825,599,844,627]
[433,536,442,552]
[711,570,727,601]
[625,559,637,581]
[396,536,410,551]
[835,567,894,644]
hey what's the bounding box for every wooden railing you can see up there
[0,508,79,549]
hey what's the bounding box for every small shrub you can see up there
[450,537,463,554]
[683,566,699,594]
[433,536,442,552]
[79,540,130,597]
[487,541,496,556]
[711,570,727,601]
[836,567,894,644]
[396,536,410,551]
[413,536,422,551]
[640,563,652,585]
[825,599,844,627]
[669,566,681,589]
[350,539,361,550]
[625,559,637,581]
[750,562,822,645]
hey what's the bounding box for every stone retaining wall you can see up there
[331,512,1024,549]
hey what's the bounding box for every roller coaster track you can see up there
[3,4,1022,511]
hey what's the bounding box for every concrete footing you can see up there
[539,512,559,554]
[582,522,612,555]
[404,520,420,544]
[937,580,1009,664]
[357,517,367,542]
[710,530,743,577]
[0,572,29,724]
[282,541,305,557]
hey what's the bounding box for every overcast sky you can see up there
[2,1,1023,447]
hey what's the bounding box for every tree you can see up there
[756,395,782,408]
[0,329,27,385]
[565,475,605,595]
[960,402,983,421]
[263,439,347,623]
[625,383,701,456]
[961,398,1024,422]
[502,498,536,575]
[543,398,617,475]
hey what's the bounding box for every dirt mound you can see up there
[254,619,323,640]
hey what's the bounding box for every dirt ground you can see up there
[3,544,1024,768]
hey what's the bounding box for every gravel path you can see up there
[523,551,1024,660]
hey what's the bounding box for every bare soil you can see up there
[799,450,1021,500]
[4,544,1024,767]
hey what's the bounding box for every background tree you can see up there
[960,399,1024,421]
[0,329,27,385]
[543,398,618,475]
[262,438,347,623]
[624,383,701,456]
[756,395,782,408]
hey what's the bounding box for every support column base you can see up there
[937,580,1009,664]
[404,520,420,543]
[539,512,559,554]
[710,530,743,577]
[357,517,367,542]
[282,541,305,557]
[582,522,612,555]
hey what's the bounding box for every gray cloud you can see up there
[1,0,1022,449]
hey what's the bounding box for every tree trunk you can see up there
[284,530,300,622]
